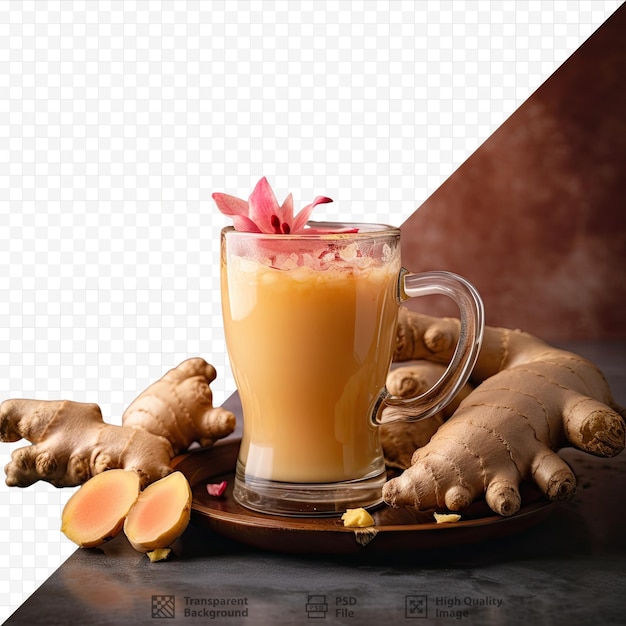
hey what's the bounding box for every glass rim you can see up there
[221,221,400,239]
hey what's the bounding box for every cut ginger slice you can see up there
[61,469,141,548]
[123,471,192,553]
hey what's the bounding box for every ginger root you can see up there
[0,358,236,488]
[122,358,236,452]
[382,308,626,517]
[0,399,174,488]
[381,362,473,470]
[61,469,141,548]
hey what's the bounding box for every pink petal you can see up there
[279,193,294,225]
[206,480,228,497]
[292,196,333,232]
[232,215,262,232]
[212,192,249,217]
[248,177,281,233]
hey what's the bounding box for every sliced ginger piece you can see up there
[61,469,141,548]
[147,548,172,563]
[124,471,192,553]
[341,507,375,528]
[433,512,462,524]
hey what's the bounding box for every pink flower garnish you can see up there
[213,177,355,234]
[206,480,228,497]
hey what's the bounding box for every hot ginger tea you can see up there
[221,239,400,485]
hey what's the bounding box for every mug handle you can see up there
[372,269,485,424]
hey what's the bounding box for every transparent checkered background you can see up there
[0,0,621,621]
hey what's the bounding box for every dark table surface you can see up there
[4,341,626,626]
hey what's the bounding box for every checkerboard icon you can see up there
[151,595,176,619]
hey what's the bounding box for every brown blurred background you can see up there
[400,4,626,341]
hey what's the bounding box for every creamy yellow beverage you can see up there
[221,241,400,484]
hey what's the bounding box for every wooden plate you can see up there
[172,438,556,554]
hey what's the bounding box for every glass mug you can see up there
[220,222,484,516]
